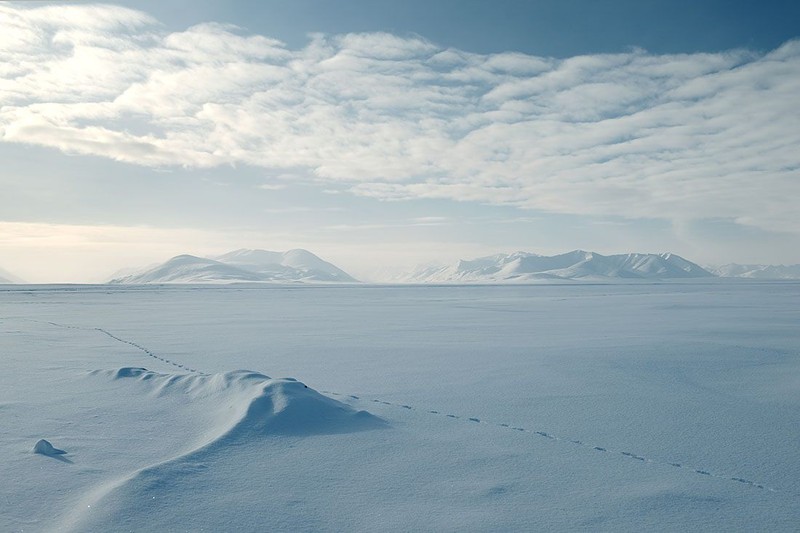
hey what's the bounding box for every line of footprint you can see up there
[321,390,776,493]
[92,327,200,374]
[13,317,775,494]
[30,318,200,374]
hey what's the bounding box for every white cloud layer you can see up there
[2,4,799,233]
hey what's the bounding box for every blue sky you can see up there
[1,1,799,282]
[122,0,800,56]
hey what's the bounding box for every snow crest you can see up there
[65,368,385,531]
[91,367,385,437]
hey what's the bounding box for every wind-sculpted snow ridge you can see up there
[91,367,386,437]
[66,368,386,531]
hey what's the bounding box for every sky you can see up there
[1,1,799,282]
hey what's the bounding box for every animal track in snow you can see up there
[343,392,776,493]
[15,318,776,494]
[16,318,201,374]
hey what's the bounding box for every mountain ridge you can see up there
[109,249,357,284]
[0,266,26,284]
[398,250,715,283]
[709,263,800,279]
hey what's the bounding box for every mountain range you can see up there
[109,249,357,284]
[398,251,715,283]
[708,263,800,279]
[3,251,800,284]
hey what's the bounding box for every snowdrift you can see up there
[64,368,385,531]
[92,367,385,438]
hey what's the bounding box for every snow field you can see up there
[1,281,799,531]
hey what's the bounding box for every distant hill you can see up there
[710,263,800,279]
[399,251,714,283]
[214,249,356,282]
[0,266,26,284]
[109,249,357,284]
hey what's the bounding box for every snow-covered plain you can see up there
[1,281,799,531]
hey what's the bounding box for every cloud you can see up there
[261,206,345,213]
[322,217,451,232]
[2,4,799,233]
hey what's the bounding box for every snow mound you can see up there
[227,376,381,437]
[33,439,66,456]
[92,368,385,437]
[67,369,384,530]
[111,367,150,379]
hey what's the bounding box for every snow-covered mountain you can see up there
[399,251,714,283]
[0,266,26,284]
[109,249,357,284]
[710,263,800,279]
[214,249,356,282]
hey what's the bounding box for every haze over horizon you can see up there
[2,1,800,283]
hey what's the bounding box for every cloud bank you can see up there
[2,4,799,232]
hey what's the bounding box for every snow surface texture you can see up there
[1,281,799,531]
[402,250,713,283]
[109,248,357,284]
[56,368,384,530]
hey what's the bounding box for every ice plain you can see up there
[1,281,799,531]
